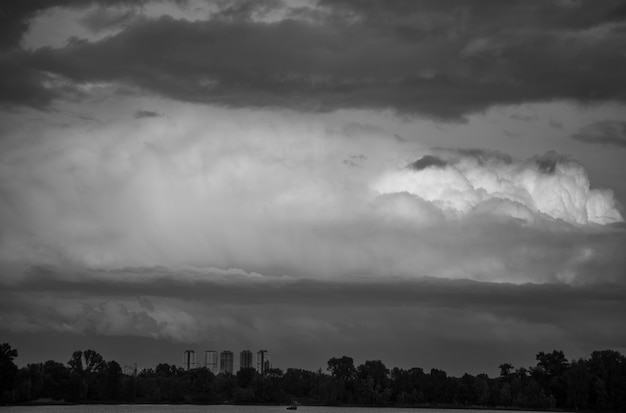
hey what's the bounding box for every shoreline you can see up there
[9,400,584,413]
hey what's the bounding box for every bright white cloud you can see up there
[373,150,623,225]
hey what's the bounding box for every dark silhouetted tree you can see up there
[535,350,569,407]
[40,360,71,400]
[2,342,625,411]
[282,368,317,399]
[67,349,107,401]
[587,349,626,410]
[103,360,123,400]
[236,367,257,389]
[565,358,591,410]
[356,360,390,405]
[327,356,357,404]
[499,363,514,377]
[0,343,18,402]
[536,350,569,377]
[327,356,357,381]
[155,363,181,378]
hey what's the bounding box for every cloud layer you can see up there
[0,104,624,287]
[2,265,626,374]
[2,0,626,118]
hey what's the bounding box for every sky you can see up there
[1,0,626,377]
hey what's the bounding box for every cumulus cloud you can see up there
[373,149,623,226]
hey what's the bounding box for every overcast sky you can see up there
[1,0,626,376]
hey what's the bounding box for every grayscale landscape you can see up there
[1,0,625,410]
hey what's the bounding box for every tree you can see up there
[327,356,357,403]
[565,358,591,410]
[474,373,491,405]
[282,368,317,398]
[103,360,123,400]
[587,349,626,410]
[236,367,257,389]
[82,349,106,375]
[155,363,181,377]
[214,372,237,402]
[499,363,514,378]
[358,360,389,388]
[536,350,569,377]
[535,350,570,408]
[423,368,451,404]
[260,368,287,403]
[40,360,71,400]
[458,373,477,406]
[0,343,19,401]
[515,367,528,380]
[188,367,215,402]
[356,360,390,405]
[327,356,357,381]
[68,350,84,373]
[67,349,107,401]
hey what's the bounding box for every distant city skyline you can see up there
[180,349,270,375]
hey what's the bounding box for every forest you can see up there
[1,343,625,411]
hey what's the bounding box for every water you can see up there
[0,406,542,413]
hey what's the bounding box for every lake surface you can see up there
[0,406,545,413]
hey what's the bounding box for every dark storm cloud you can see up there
[0,0,145,107]
[5,265,626,315]
[571,120,626,148]
[0,50,57,108]
[0,1,68,49]
[0,0,145,49]
[2,265,626,374]
[3,0,626,117]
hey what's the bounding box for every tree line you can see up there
[1,342,625,410]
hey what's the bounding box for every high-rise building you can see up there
[183,350,196,371]
[220,350,234,374]
[257,350,270,374]
[240,350,253,370]
[205,350,218,374]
